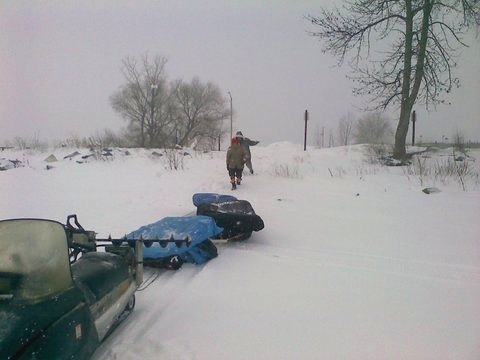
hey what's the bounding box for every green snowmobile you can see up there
[0,215,146,359]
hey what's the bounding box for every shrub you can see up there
[269,164,301,178]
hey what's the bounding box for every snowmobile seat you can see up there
[196,200,264,239]
[71,252,130,304]
[192,193,237,207]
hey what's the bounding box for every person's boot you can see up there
[236,177,241,185]
[230,178,236,190]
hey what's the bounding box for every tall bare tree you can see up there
[328,128,336,147]
[307,0,479,159]
[354,112,393,144]
[110,54,173,147]
[337,113,355,146]
[172,77,229,147]
[314,124,326,148]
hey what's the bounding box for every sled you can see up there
[125,215,222,269]
[192,193,264,242]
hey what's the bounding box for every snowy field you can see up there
[1,143,480,359]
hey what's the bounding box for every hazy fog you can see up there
[1,0,479,145]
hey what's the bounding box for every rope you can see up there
[137,268,162,291]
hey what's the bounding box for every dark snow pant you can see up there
[228,167,243,183]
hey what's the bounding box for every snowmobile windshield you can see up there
[0,219,73,302]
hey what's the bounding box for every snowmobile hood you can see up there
[0,287,82,358]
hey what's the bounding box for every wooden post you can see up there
[304,110,308,151]
[321,126,325,148]
[411,110,416,146]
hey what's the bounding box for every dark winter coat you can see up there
[226,143,247,170]
[238,137,259,159]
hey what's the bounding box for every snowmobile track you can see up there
[228,242,480,284]
[92,264,210,359]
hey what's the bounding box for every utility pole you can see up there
[228,91,233,140]
[304,110,308,151]
[149,83,158,148]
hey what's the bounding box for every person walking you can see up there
[226,137,247,190]
[235,131,259,174]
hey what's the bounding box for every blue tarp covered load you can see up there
[126,216,222,266]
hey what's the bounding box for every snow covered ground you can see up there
[1,143,479,359]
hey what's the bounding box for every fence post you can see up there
[304,110,308,151]
[411,110,416,146]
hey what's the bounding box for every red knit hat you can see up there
[231,137,238,145]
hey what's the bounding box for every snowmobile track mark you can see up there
[229,243,480,284]
[129,265,210,343]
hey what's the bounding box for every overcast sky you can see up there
[1,0,479,146]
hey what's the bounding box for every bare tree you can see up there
[313,124,326,148]
[328,128,336,147]
[172,77,229,147]
[452,130,466,153]
[337,113,355,146]
[110,54,173,147]
[354,112,393,144]
[306,0,479,159]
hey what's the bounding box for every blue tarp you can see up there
[126,216,223,264]
[192,193,237,207]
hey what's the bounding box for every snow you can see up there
[1,143,480,359]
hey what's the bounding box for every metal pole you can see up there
[228,91,233,140]
[135,240,144,286]
[304,110,308,151]
[150,84,158,148]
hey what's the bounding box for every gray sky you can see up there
[1,0,479,146]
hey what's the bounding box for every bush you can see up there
[164,149,185,170]
[269,164,302,178]
[403,151,479,190]
[12,135,48,151]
